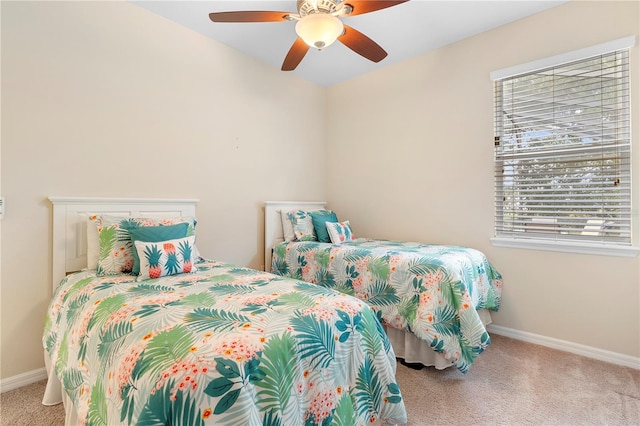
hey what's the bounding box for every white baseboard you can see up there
[487,324,640,370]
[0,367,47,393]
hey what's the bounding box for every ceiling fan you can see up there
[209,0,409,71]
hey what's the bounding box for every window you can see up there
[491,37,638,257]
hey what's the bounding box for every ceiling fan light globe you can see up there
[295,14,343,50]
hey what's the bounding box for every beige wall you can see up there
[327,1,640,358]
[0,1,326,379]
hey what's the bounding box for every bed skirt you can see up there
[385,309,492,369]
[42,353,79,426]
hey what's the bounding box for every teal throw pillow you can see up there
[310,210,338,243]
[129,222,189,275]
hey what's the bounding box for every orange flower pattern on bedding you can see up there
[271,238,503,373]
[43,260,407,425]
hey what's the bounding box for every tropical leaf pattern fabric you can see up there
[287,211,317,241]
[271,239,503,373]
[43,260,407,425]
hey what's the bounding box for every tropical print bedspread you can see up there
[43,260,407,425]
[271,239,503,373]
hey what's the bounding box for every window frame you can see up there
[490,36,639,257]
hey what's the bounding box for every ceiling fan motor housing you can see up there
[297,0,344,17]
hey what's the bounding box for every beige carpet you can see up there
[1,335,638,425]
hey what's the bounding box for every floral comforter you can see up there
[43,260,407,425]
[271,239,503,373]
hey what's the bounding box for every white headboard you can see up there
[49,197,199,291]
[264,200,327,272]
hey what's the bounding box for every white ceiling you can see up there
[131,0,568,87]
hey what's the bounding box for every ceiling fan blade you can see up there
[282,38,310,71]
[208,11,291,23]
[343,1,409,17]
[338,25,387,63]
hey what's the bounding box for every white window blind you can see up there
[493,42,632,247]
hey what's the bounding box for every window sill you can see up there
[490,237,640,257]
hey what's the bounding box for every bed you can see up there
[42,197,407,425]
[264,201,503,373]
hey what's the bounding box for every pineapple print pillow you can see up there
[326,220,355,244]
[134,235,198,281]
[128,222,190,275]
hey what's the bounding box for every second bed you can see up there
[264,201,503,373]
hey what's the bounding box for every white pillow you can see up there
[280,210,296,242]
[86,217,100,270]
[134,235,198,281]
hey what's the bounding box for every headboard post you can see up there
[49,197,199,292]
[263,201,327,272]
